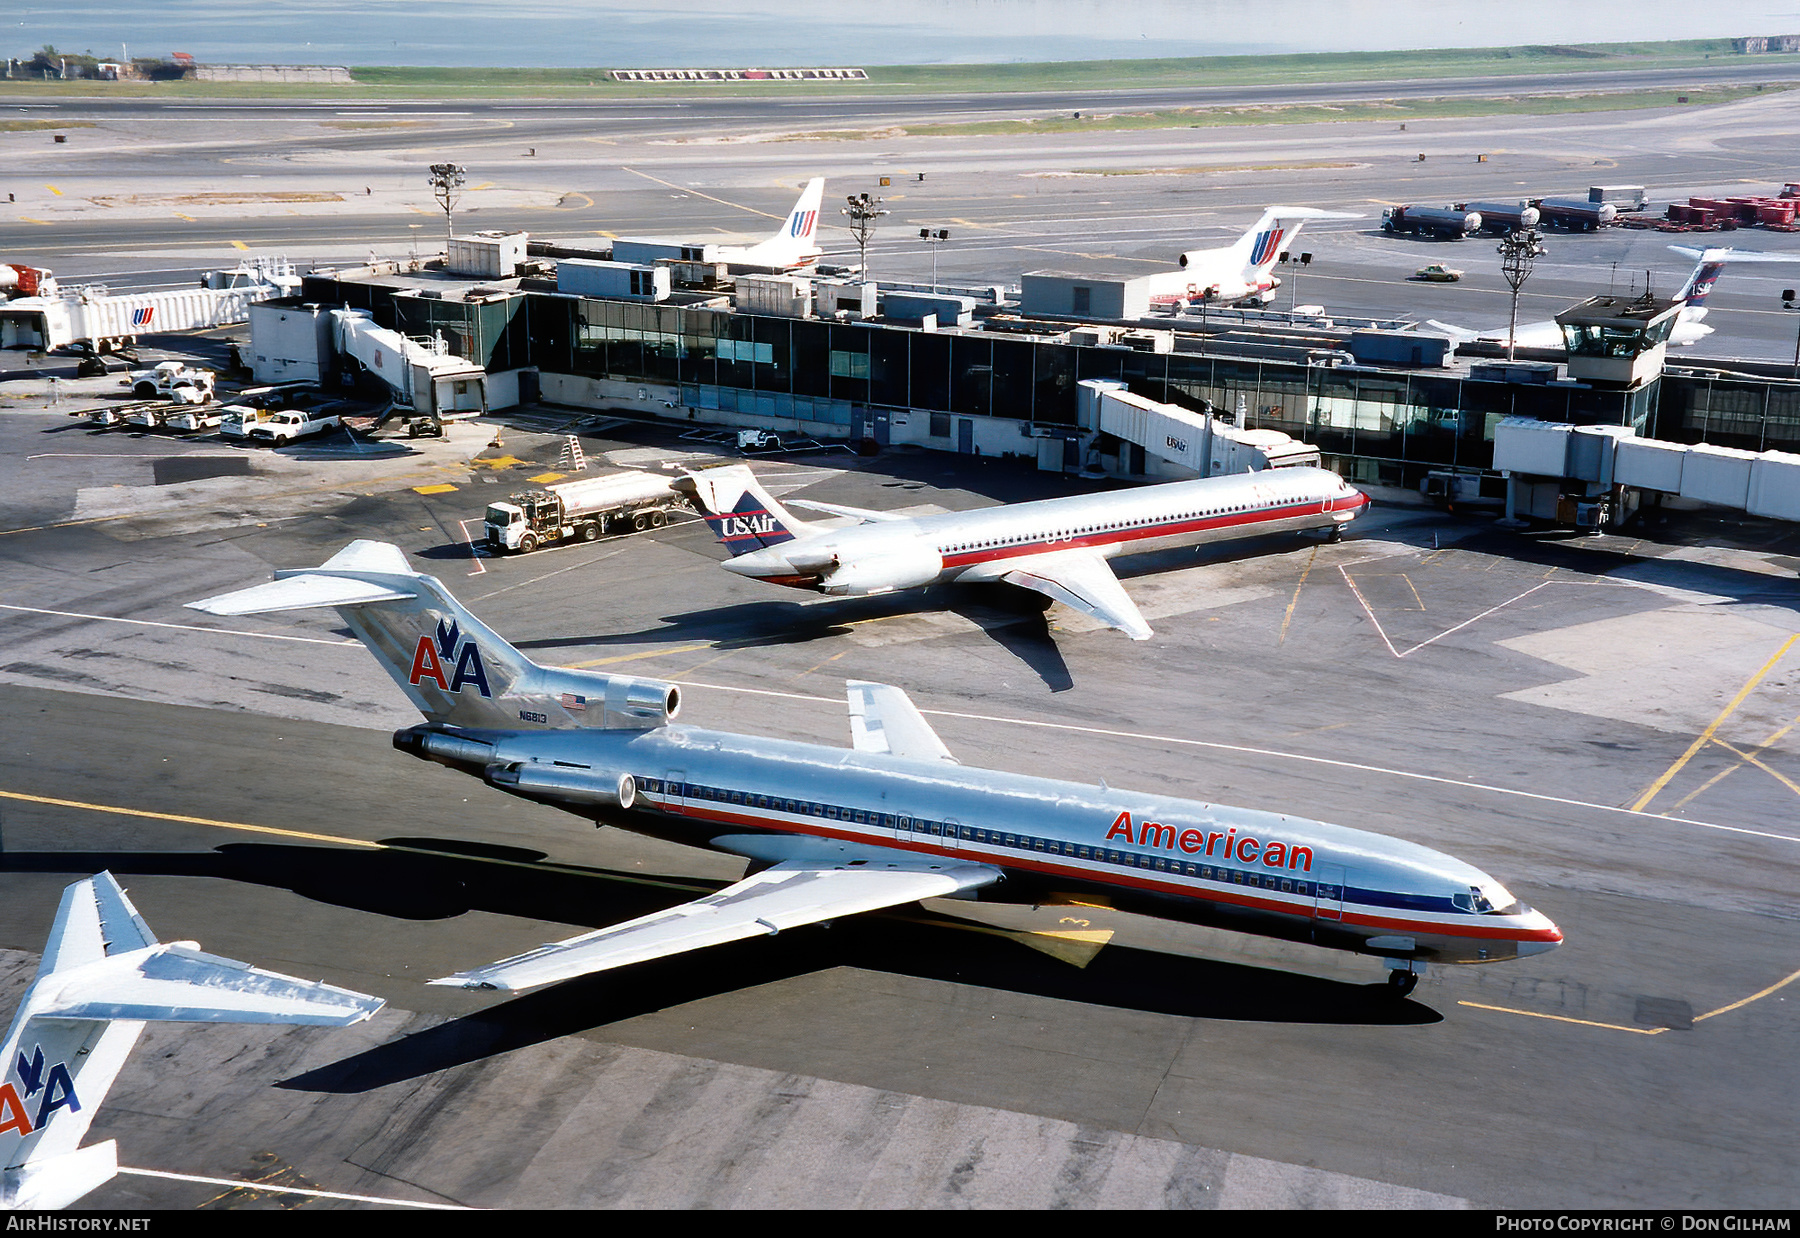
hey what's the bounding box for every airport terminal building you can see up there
[291,261,1800,491]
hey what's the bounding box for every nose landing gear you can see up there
[1384,959,1424,997]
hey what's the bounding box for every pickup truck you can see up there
[220,407,275,439]
[249,409,343,445]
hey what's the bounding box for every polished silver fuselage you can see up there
[420,719,1562,967]
[726,466,1370,591]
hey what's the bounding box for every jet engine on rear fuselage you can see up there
[814,543,944,596]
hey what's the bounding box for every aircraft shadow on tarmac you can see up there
[0,838,1438,1094]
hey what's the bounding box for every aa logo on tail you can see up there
[409,618,493,697]
[0,1045,80,1138]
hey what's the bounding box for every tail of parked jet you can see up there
[735,179,825,270]
[677,464,822,556]
[1179,206,1359,288]
[0,873,381,1211]
[1667,245,1800,322]
[189,540,681,732]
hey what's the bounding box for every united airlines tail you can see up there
[735,178,826,270]
[0,873,381,1211]
[677,464,822,556]
[1175,206,1359,301]
[189,540,680,731]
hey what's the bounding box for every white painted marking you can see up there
[0,604,355,646]
[118,1166,471,1209]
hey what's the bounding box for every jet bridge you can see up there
[331,308,488,418]
[1077,379,1320,479]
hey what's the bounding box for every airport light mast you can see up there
[1498,227,1547,362]
[428,162,466,249]
[842,192,888,282]
[920,228,949,292]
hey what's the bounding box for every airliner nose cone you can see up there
[1516,909,1563,956]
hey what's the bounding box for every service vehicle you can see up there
[485,470,688,553]
[1412,264,1464,282]
[248,408,343,445]
[1382,205,1480,239]
[736,429,784,452]
[167,404,234,432]
[122,362,215,402]
[220,406,277,439]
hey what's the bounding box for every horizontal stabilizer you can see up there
[39,944,385,1026]
[788,498,910,524]
[189,572,415,616]
[433,858,999,993]
[190,539,418,615]
[846,680,957,763]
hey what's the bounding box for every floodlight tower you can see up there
[1498,228,1547,361]
[842,192,888,281]
[428,162,467,247]
[919,228,949,292]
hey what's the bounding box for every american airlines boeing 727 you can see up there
[191,541,1560,999]
[680,464,1370,640]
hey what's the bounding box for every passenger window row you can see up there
[639,778,1313,899]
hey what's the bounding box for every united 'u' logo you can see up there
[1248,228,1285,267]
[408,618,493,697]
[789,209,817,239]
[131,307,154,327]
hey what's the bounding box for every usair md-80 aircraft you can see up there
[679,463,1369,640]
[191,542,1560,999]
[1146,206,1362,308]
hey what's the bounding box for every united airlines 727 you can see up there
[679,463,1370,640]
[190,542,1560,999]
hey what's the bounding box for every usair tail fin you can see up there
[676,464,822,556]
[188,540,680,731]
[0,873,383,1211]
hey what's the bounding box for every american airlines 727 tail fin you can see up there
[189,540,680,731]
[0,873,382,1211]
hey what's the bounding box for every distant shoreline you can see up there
[3,39,1799,99]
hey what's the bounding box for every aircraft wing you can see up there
[847,680,958,763]
[971,549,1152,640]
[787,498,910,523]
[431,858,1000,994]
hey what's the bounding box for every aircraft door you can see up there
[662,769,687,814]
[1312,863,1345,920]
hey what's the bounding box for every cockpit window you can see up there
[1470,884,1520,915]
